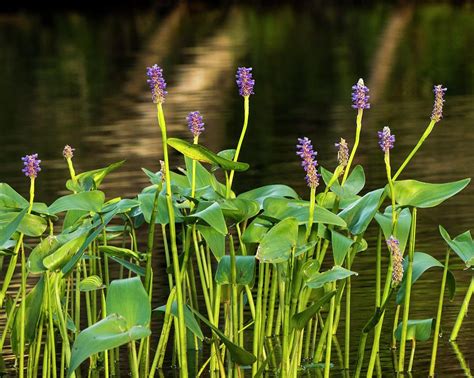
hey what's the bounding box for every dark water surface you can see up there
[0,3,473,376]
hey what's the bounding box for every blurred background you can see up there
[0,1,472,375]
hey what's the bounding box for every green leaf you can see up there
[196,224,225,260]
[439,226,474,269]
[138,191,183,225]
[98,245,143,261]
[187,202,227,235]
[66,160,125,192]
[375,207,412,255]
[392,179,470,208]
[331,231,354,266]
[190,306,256,366]
[338,189,384,235]
[11,213,47,237]
[291,291,336,330]
[141,168,163,185]
[238,185,299,208]
[215,256,256,285]
[68,314,150,376]
[241,217,273,244]
[108,256,145,276]
[256,218,298,263]
[396,252,456,304]
[305,266,357,289]
[0,183,29,209]
[79,275,104,291]
[395,318,435,341]
[219,198,260,224]
[43,233,88,271]
[322,165,365,198]
[263,198,346,227]
[0,208,27,246]
[27,236,61,273]
[11,276,44,355]
[106,277,150,328]
[155,301,203,341]
[101,199,140,214]
[184,157,227,197]
[168,138,249,172]
[49,191,105,214]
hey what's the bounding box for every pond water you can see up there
[0,2,473,376]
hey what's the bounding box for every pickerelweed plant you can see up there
[0,67,471,378]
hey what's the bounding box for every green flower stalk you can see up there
[63,145,77,183]
[227,67,255,198]
[147,64,188,376]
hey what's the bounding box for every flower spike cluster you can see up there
[351,78,370,110]
[146,64,167,104]
[335,138,349,169]
[236,67,255,97]
[378,126,395,153]
[431,85,447,122]
[187,111,205,138]
[21,154,41,179]
[63,145,75,159]
[387,236,404,286]
[296,137,319,189]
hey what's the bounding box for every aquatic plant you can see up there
[0,66,471,378]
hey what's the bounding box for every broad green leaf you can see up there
[155,301,203,340]
[241,217,273,244]
[397,252,456,304]
[338,189,384,235]
[101,198,140,214]
[196,225,225,260]
[301,259,321,282]
[392,179,470,208]
[263,198,346,227]
[0,183,29,209]
[79,275,104,291]
[63,210,88,230]
[106,277,150,328]
[321,165,365,198]
[0,208,27,246]
[375,207,412,255]
[238,185,299,208]
[305,266,357,289]
[395,318,435,341]
[219,198,260,224]
[141,168,163,185]
[187,202,227,235]
[331,231,354,266]
[190,307,256,365]
[256,218,298,263]
[62,209,118,275]
[13,213,47,236]
[28,236,61,273]
[439,226,474,269]
[315,191,360,210]
[68,314,150,376]
[215,256,256,285]
[168,138,249,172]
[49,191,105,214]
[43,233,88,271]
[11,276,44,355]
[108,256,145,276]
[291,291,336,330]
[98,245,143,261]
[138,191,183,225]
[66,160,125,192]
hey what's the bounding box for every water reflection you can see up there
[0,2,473,376]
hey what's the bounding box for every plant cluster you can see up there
[0,65,472,378]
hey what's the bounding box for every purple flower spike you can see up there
[187,111,205,138]
[378,126,395,153]
[351,78,370,110]
[63,145,75,159]
[431,85,447,122]
[146,64,167,104]
[236,67,255,97]
[296,137,319,189]
[21,153,41,179]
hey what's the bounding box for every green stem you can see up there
[341,109,363,185]
[156,102,188,375]
[398,207,417,373]
[408,339,416,372]
[324,282,336,378]
[227,96,249,198]
[450,275,474,341]
[451,342,472,377]
[19,245,26,378]
[429,248,450,377]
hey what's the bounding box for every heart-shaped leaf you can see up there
[395,318,435,341]
[256,218,298,263]
[215,256,256,285]
[49,191,105,214]
[238,185,299,208]
[439,226,474,269]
